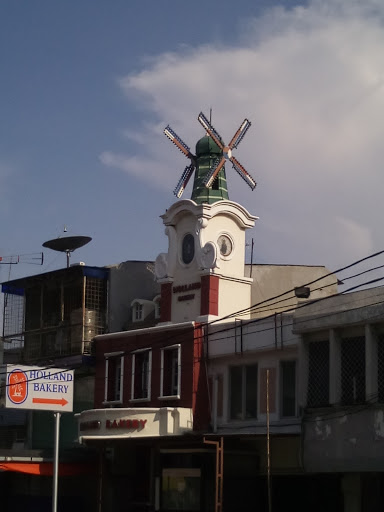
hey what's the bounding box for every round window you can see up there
[217,235,233,257]
[182,234,195,264]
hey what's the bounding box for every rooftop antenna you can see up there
[42,227,92,268]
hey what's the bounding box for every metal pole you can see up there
[52,411,61,512]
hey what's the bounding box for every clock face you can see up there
[182,234,195,264]
[218,235,233,257]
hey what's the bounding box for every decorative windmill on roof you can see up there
[164,111,257,204]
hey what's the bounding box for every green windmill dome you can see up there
[164,111,256,205]
[191,134,229,204]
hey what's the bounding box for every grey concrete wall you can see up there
[245,264,338,318]
[107,261,160,333]
[303,406,384,472]
[294,287,384,333]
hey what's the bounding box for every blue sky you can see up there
[1,0,384,286]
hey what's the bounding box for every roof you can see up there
[1,265,109,296]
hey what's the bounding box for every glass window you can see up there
[182,234,195,264]
[131,349,151,400]
[341,336,365,405]
[162,468,201,511]
[229,364,258,420]
[307,340,329,407]
[281,361,296,417]
[104,355,124,403]
[133,302,143,322]
[161,345,180,397]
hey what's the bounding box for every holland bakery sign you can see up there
[5,365,74,412]
[79,418,147,431]
[173,281,201,302]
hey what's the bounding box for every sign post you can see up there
[5,365,74,512]
[53,412,61,512]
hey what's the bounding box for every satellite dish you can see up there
[43,235,92,268]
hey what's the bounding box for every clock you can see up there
[182,234,195,264]
[217,235,233,257]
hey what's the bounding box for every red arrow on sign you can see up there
[32,397,68,407]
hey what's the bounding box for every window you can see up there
[182,234,195,264]
[162,468,201,511]
[132,302,143,322]
[131,349,151,400]
[229,364,258,420]
[104,352,124,404]
[160,345,181,398]
[281,361,296,417]
[307,340,329,407]
[341,336,365,405]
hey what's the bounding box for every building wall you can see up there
[107,260,160,332]
[247,264,338,318]
[294,285,384,473]
[93,323,211,431]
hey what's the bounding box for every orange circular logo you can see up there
[7,369,28,404]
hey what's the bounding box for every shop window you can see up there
[162,468,201,511]
[280,360,296,417]
[341,336,365,405]
[131,349,151,400]
[160,345,180,398]
[104,352,124,404]
[229,364,258,420]
[307,340,329,407]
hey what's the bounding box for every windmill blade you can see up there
[228,119,251,149]
[174,163,196,198]
[231,156,257,190]
[197,112,224,150]
[164,125,195,160]
[204,156,226,188]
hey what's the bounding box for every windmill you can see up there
[197,111,256,191]
[164,112,256,199]
[164,125,197,198]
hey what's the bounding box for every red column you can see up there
[200,275,219,316]
[160,282,172,322]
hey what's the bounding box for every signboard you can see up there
[5,365,74,412]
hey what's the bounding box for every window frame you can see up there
[132,301,144,322]
[130,348,152,402]
[229,363,258,421]
[103,351,124,406]
[280,360,297,418]
[159,344,181,400]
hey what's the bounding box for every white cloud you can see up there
[100,0,384,270]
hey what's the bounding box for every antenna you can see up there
[43,235,92,268]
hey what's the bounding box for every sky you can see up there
[1,0,384,289]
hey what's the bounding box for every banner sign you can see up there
[5,365,74,412]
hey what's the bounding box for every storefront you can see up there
[77,406,216,512]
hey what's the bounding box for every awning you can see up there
[0,462,96,476]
